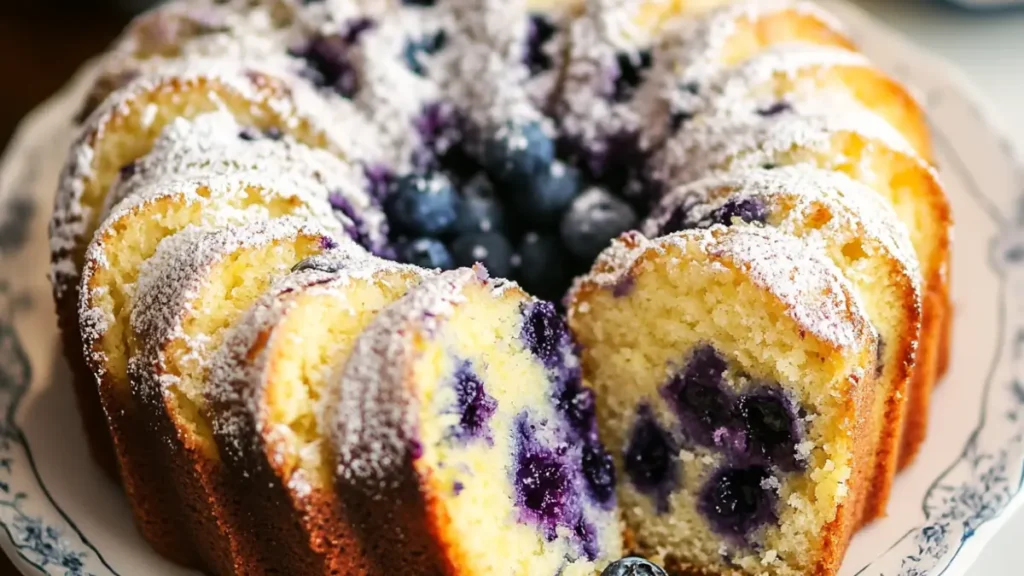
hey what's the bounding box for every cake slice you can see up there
[326,268,623,575]
[569,226,878,576]
[207,252,427,574]
[643,166,921,523]
[692,44,933,163]
[124,218,341,574]
[655,109,951,467]
[52,59,380,480]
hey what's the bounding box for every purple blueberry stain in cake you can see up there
[520,301,575,373]
[512,414,581,541]
[525,14,557,75]
[328,191,382,255]
[875,334,886,377]
[119,161,138,181]
[363,165,394,205]
[624,404,679,513]
[661,346,735,448]
[556,380,598,443]
[612,273,635,298]
[453,481,465,496]
[581,443,616,508]
[318,236,340,251]
[612,50,653,103]
[573,515,601,561]
[292,19,375,97]
[415,102,463,160]
[698,465,778,545]
[756,101,792,117]
[707,198,769,227]
[446,360,498,443]
[736,387,803,473]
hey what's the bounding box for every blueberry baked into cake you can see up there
[49,0,952,574]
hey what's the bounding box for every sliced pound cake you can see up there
[656,109,951,467]
[569,226,879,576]
[125,219,342,574]
[207,252,427,574]
[327,268,623,575]
[643,166,921,523]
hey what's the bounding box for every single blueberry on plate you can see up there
[698,465,778,543]
[525,14,557,75]
[385,172,459,236]
[582,443,616,507]
[661,346,733,447]
[511,160,582,228]
[450,231,515,278]
[736,388,802,472]
[453,174,505,234]
[624,404,679,513]
[483,121,555,184]
[448,360,498,442]
[397,238,454,270]
[515,232,572,302]
[613,49,653,102]
[602,557,669,576]
[560,187,637,263]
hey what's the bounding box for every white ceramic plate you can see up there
[0,1,1021,574]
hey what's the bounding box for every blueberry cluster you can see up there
[386,121,639,301]
[622,346,805,544]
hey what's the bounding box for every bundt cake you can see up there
[46,0,954,574]
[568,225,880,575]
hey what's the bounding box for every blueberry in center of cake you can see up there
[736,388,802,472]
[447,360,497,443]
[624,404,679,513]
[661,346,735,447]
[698,465,779,544]
[658,197,769,235]
[512,414,579,538]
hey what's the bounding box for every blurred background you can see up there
[0,0,1022,575]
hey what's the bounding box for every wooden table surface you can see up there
[0,5,130,574]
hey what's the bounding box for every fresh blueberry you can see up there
[515,232,572,302]
[453,174,505,234]
[385,173,459,236]
[404,30,447,76]
[736,388,802,472]
[601,557,669,576]
[509,160,582,228]
[582,443,616,507]
[448,360,498,442]
[397,238,454,270]
[698,465,778,543]
[613,49,653,102]
[450,232,515,278]
[660,346,734,448]
[525,14,557,75]
[483,122,555,184]
[624,404,679,513]
[560,188,637,263]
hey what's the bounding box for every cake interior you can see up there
[261,269,423,487]
[137,232,328,456]
[573,236,871,575]
[90,185,312,401]
[408,286,620,575]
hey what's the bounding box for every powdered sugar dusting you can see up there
[326,267,488,485]
[645,165,921,287]
[571,226,870,350]
[128,217,338,405]
[207,250,425,465]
